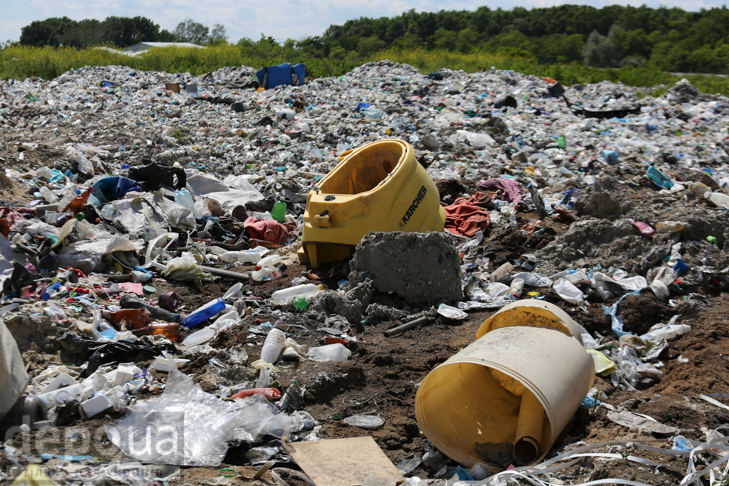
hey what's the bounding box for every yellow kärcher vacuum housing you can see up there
[301,139,446,268]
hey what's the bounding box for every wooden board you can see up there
[284,437,403,486]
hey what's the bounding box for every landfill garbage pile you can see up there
[0,60,728,485]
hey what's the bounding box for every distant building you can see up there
[124,42,206,52]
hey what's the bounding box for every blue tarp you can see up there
[256,63,306,89]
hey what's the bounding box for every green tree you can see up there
[174,18,209,45]
[104,16,161,47]
[432,28,457,50]
[20,17,77,46]
[456,28,479,53]
[209,23,227,45]
[357,36,385,55]
[583,30,617,67]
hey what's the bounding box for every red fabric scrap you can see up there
[243,217,297,244]
[443,192,492,237]
[0,207,37,237]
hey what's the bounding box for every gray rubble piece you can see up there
[348,232,463,306]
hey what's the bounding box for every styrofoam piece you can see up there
[41,372,78,394]
[153,357,190,372]
[38,383,88,409]
[81,394,112,418]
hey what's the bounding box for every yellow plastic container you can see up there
[301,139,445,268]
[476,300,584,345]
[415,301,594,468]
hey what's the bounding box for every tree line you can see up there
[18,17,227,49]
[16,5,729,74]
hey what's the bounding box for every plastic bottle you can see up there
[271,284,321,306]
[219,250,263,264]
[132,323,181,341]
[594,280,615,302]
[509,278,524,299]
[511,272,551,287]
[39,186,59,203]
[260,328,286,363]
[628,219,655,237]
[489,262,513,282]
[37,167,54,179]
[101,204,120,220]
[180,297,225,328]
[650,280,670,302]
[63,187,92,214]
[120,295,180,322]
[271,201,287,223]
[655,221,685,233]
[42,282,62,300]
[704,191,729,209]
[553,278,585,305]
[44,303,67,321]
[174,188,197,217]
[77,157,94,175]
[615,346,639,387]
[256,254,282,269]
[252,263,287,282]
[640,323,691,343]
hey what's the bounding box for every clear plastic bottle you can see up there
[38,167,54,179]
[260,328,286,363]
[271,283,321,305]
[509,278,524,299]
[256,254,282,269]
[655,221,685,233]
[704,191,729,209]
[77,156,94,175]
[615,346,639,387]
[174,188,197,217]
[220,250,263,264]
[594,280,615,302]
[489,262,513,282]
[640,323,691,343]
[101,204,120,220]
[39,186,59,203]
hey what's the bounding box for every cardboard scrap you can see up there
[283,437,402,486]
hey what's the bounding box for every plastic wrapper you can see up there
[162,252,213,282]
[105,361,293,466]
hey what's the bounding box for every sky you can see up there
[0,0,724,45]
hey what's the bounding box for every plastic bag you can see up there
[105,360,292,466]
[162,252,213,282]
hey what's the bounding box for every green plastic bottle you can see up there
[557,136,565,149]
[271,201,286,223]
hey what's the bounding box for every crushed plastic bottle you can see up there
[271,283,320,306]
